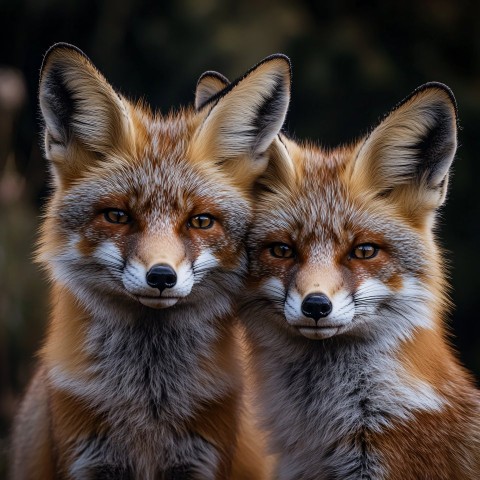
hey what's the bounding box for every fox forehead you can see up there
[254,146,359,242]
[57,108,250,227]
[252,143,428,271]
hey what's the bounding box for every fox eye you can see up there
[189,214,214,229]
[104,209,131,224]
[270,243,294,259]
[351,243,378,259]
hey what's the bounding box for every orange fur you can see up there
[11,43,291,479]
[242,84,480,479]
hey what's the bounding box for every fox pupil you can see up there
[271,243,293,259]
[104,209,130,224]
[190,214,214,229]
[353,244,377,259]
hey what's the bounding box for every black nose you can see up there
[301,293,332,321]
[146,264,177,292]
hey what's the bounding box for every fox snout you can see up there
[122,245,199,309]
[261,263,356,340]
[301,293,333,321]
[284,286,352,340]
[146,264,178,292]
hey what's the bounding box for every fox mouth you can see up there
[137,295,181,309]
[296,325,344,340]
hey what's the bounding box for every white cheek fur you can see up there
[173,258,195,296]
[284,288,303,324]
[45,234,83,286]
[261,277,286,303]
[122,259,154,297]
[192,249,219,282]
[50,234,223,310]
[93,240,124,270]
[352,276,435,349]
[280,275,434,344]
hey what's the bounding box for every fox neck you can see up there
[248,312,471,479]
[39,280,245,477]
[42,284,241,426]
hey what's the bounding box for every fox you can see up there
[10,43,291,480]
[240,83,480,479]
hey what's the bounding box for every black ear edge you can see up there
[196,70,230,89]
[39,43,129,151]
[39,44,92,143]
[378,82,457,131]
[40,43,91,85]
[195,71,230,111]
[198,53,292,111]
[392,81,458,121]
[359,82,458,151]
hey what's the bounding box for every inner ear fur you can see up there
[351,83,458,211]
[191,54,291,187]
[39,43,132,178]
[195,71,229,111]
[254,134,296,196]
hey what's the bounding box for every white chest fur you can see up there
[252,334,445,480]
[48,305,235,479]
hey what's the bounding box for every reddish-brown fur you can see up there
[11,44,290,479]
[242,84,480,479]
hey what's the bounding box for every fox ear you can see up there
[192,54,291,185]
[195,71,229,111]
[352,83,457,211]
[39,43,132,180]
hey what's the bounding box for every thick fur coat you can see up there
[10,44,291,480]
[241,84,480,479]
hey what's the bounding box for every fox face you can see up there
[246,84,457,345]
[46,141,250,312]
[38,44,291,317]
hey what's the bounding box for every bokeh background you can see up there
[1,0,479,475]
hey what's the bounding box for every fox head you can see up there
[38,43,291,318]
[246,84,457,345]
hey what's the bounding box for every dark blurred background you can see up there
[0,0,479,475]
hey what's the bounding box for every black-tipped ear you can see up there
[39,43,131,165]
[352,82,457,208]
[195,71,229,111]
[193,54,291,171]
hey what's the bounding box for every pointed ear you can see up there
[39,43,132,180]
[195,71,229,111]
[191,54,291,185]
[351,83,458,211]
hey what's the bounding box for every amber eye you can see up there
[104,209,131,224]
[189,214,215,229]
[351,243,378,259]
[270,243,294,259]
